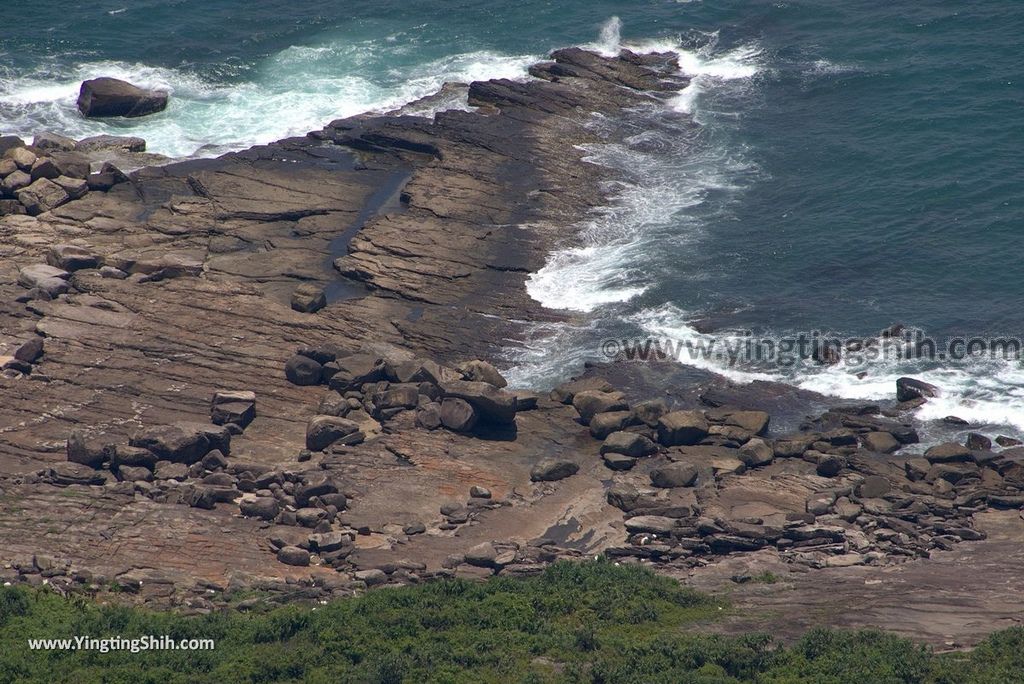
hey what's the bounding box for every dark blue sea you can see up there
[2,1,1022,432]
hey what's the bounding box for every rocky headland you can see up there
[1,48,1023,648]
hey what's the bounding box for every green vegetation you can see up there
[1,560,1022,683]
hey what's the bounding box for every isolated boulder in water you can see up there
[896,377,939,403]
[77,77,168,118]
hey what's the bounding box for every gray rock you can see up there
[291,283,326,313]
[550,376,613,404]
[862,431,900,454]
[2,169,32,193]
[441,380,517,425]
[530,459,579,482]
[52,175,88,200]
[305,415,360,451]
[75,134,147,153]
[295,475,340,507]
[738,438,774,467]
[284,354,323,386]
[602,452,637,471]
[33,132,77,152]
[656,411,709,447]
[416,402,443,430]
[464,542,498,567]
[16,178,69,215]
[13,337,44,364]
[327,353,386,392]
[130,422,229,464]
[650,463,698,488]
[4,147,36,171]
[572,390,627,424]
[600,431,658,458]
[816,453,846,477]
[857,475,891,498]
[111,445,157,470]
[30,157,61,181]
[457,360,507,388]
[47,244,100,271]
[624,516,677,535]
[17,263,69,297]
[440,398,477,432]
[239,496,280,521]
[630,399,669,427]
[589,410,633,439]
[276,546,310,567]
[896,377,939,403]
[354,569,387,585]
[66,431,114,468]
[154,462,189,481]
[925,442,973,463]
[118,465,152,482]
[78,78,168,118]
[469,485,492,499]
[211,401,256,428]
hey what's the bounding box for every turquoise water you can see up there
[2,1,1022,430]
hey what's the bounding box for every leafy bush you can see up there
[0,562,1020,683]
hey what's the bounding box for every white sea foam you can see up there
[0,47,537,158]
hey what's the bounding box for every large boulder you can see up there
[77,77,168,118]
[16,178,69,215]
[66,431,115,468]
[47,244,100,271]
[440,398,478,432]
[650,463,698,488]
[17,264,70,298]
[284,354,323,386]
[327,353,386,392]
[600,431,658,458]
[457,360,507,388]
[530,459,579,482]
[656,411,709,446]
[305,416,361,451]
[441,380,517,425]
[896,377,939,403]
[572,390,628,424]
[130,422,229,464]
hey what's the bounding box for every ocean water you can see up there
[2,1,1022,433]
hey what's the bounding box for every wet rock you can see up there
[896,377,939,403]
[78,77,168,118]
[458,360,507,388]
[291,283,326,313]
[600,431,658,458]
[305,415,361,451]
[650,463,698,488]
[285,354,323,386]
[30,157,61,181]
[996,436,1023,448]
[966,433,992,451]
[276,546,310,567]
[530,459,579,482]
[656,410,709,447]
[440,398,477,432]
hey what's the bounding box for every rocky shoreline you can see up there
[2,47,1023,647]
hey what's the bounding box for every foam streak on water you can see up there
[0,48,537,158]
